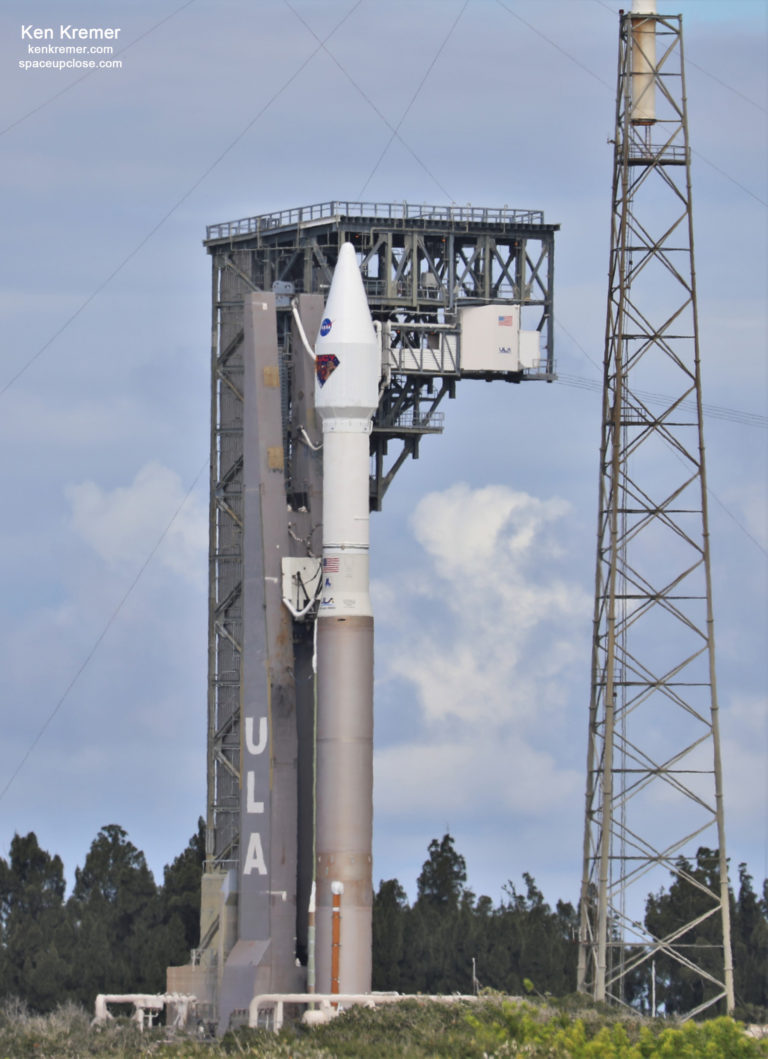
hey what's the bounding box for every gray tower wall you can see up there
[173,205,557,1030]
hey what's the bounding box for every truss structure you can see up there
[577,10,734,1017]
[203,202,557,872]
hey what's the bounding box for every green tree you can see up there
[67,824,163,1004]
[0,832,72,1011]
[406,835,472,993]
[452,888,495,995]
[372,878,408,990]
[489,874,578,997]
[732,863,768,1016]
[160,816,205,961]
[372,836,581,999]
[644,847,730,1015]
[416,834,467,909]
[0,820,212,1011]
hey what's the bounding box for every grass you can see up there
[1,994,766,1058]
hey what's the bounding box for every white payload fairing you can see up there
[312,243,380,993]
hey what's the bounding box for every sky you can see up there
[0,0,766,924]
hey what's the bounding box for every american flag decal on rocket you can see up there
[316,353,340,386]
[313,243,379,993]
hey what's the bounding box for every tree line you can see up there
[0,822,204,1012]
[1,825,766,1019]
[373,837,768,1021]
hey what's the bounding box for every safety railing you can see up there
[206,201,545,240]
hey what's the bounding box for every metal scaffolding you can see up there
[203,202,557,876]
[577,8,734,1017]
[181,203,558,1023]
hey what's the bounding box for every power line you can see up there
[283,0,453,201]
[708,484,768,561]
[496,0,610,89]
[357,0,470,198]
[0,461,207,805]
[692,148,768,209]
[556,312,766,429]
[555,319,603,374]
[0,0,365,398]
[5,2,763,400]
[688,57,768,116]
[554,318,768,560]
[556,372,768,429]
[1,0,198,138]
[498,0,768,207]
[595,0,767,115]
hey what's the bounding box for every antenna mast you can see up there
[577,0,734,1017]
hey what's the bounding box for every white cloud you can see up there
[66,461,207,584]
[374,482,590,863]
[381,484,590,727]
[375,732,582,820]
[0,0,763,910]
[410,483,571,579]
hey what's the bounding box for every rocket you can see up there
[313,243,379,994]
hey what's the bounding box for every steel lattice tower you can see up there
[577,3,734,1017]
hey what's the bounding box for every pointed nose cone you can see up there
[314,243,380,420]
[316,243,377,350]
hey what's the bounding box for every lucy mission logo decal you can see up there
[316,354,340,385]
[316,318,339,386]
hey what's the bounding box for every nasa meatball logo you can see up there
[320,317,332,337]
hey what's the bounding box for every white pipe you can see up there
[292,299,316,360]
[282,594,317,620]
[282,562,322,619]
[249,992,480,1031]
[93,994,197,1029]
[299,426,322,451]
[307,881,317,994]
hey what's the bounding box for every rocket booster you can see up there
[313,243,379,994]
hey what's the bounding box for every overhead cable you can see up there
[282,0,453,201]
[556,372,768,429]
[0,460,207,804]
[0,0,199,137]
[357,0,469,198]
[0,0,365,398]
[595,0,767,114]
[498,0,767,207]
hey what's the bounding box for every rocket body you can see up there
[313,243,379,993]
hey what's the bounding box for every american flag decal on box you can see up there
[498,315,515,326]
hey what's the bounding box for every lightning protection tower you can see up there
[577,1,734,1017]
